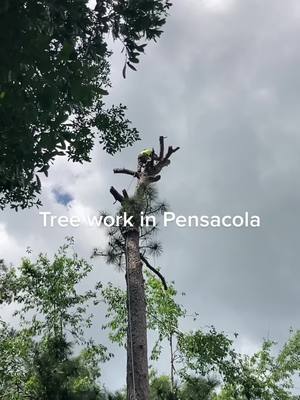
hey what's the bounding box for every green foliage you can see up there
[214,332,300,400]
[0,322,35,399]
[149,374,175,400]
[94,185,168,269]
[177,327,239,382]
[148,372,219,400]
[30,336,107,400]
[0,326,108,400]
[0,0,172,210]
[146,271,186,361]
[101,282,127,345]
[0,240,111,399]
[100,271,300,398]
[101,272,185,361]
[180,376,218,400]
[0,238,102,342]
[1,241,300,398]
[101,272,239,381]
[101,269,239,388]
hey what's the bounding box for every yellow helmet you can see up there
[140,148,153,157]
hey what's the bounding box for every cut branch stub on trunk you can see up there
[114,168,140,178]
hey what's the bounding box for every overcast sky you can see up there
[1,0,300,391]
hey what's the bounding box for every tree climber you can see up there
[137,148,159,172]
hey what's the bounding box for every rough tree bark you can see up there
[126,229,148,400]
[110,136,179,400]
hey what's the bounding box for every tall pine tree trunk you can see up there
[126,228,149,400]
[110,137,179,400]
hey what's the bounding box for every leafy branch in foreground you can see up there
[214,331,300,400]
[0,0,172,210]
[0,240,112,399]
[0,238,102,343]
[0,322,109,400]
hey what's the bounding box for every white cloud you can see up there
[200,0,236,13]
[0,223,25,265]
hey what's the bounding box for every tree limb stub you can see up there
[148,175,161,183]
[165,145,180,160]
[110,186,124,203]
[122,189,129,199]
[159,135,165,160]
[113,168,139,178]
